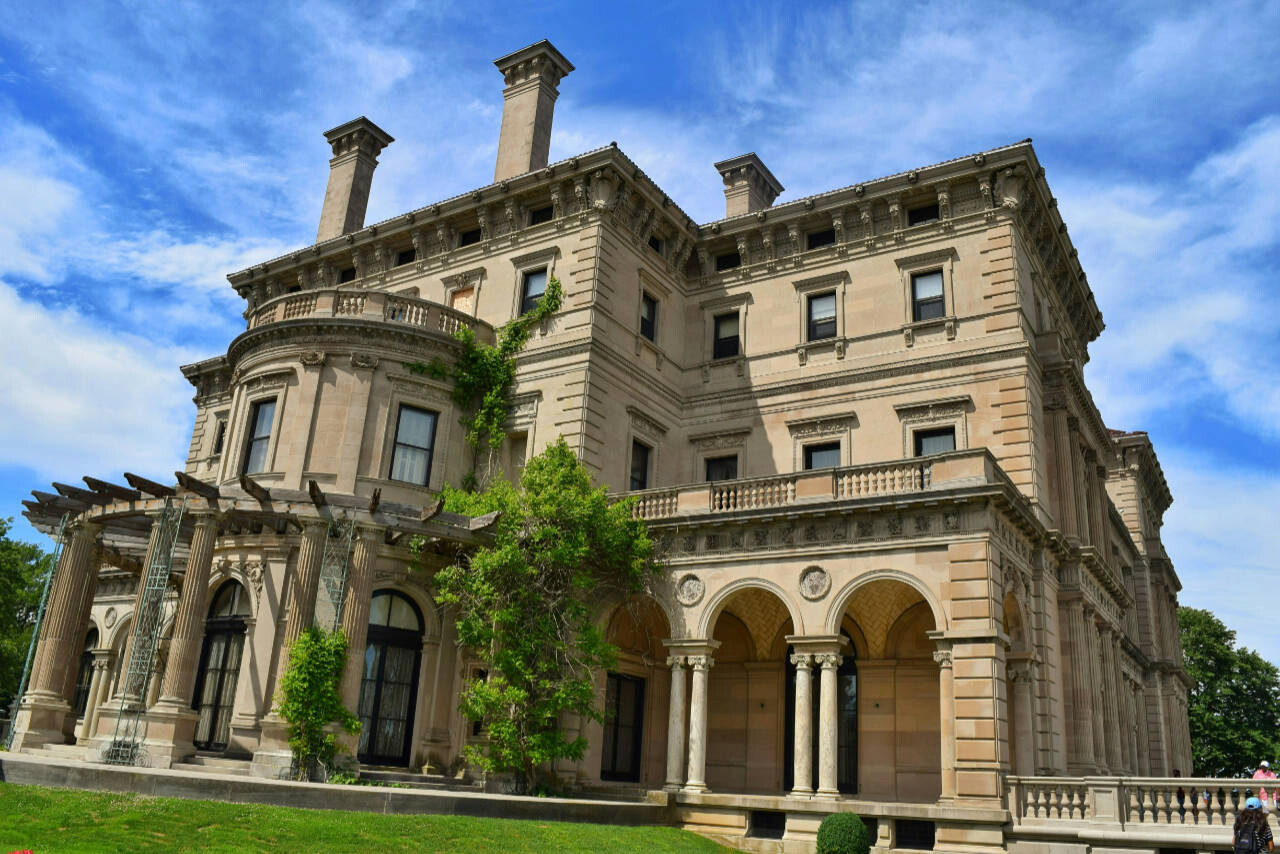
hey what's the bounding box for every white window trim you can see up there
[895,247,958,346]
[793,271,849,363]
[786,414,857,471]
[894,395,971,458]
[509,247,561,320]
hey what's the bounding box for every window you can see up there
[389,405,439,486]
[911,270,945,321]
[715,251,741,271]
[600,673,646,782]
[241,398,276,475]
[395,248,416,266]
[449,286,475,313]
[630,440,651,491]
[458,227,482,247]
[908,203,940,226]
[804,442,841,470]
[529,205,554,226]
[806,228,836,250]
[639,292,657,342]
[713,312,740,359]
[913,426,955,456]
[338,267,356,283]
[520,268,548,314]
[211,420,226,457]
[807,291,837,341]
[647,234,664,254]
[705,455,738,482]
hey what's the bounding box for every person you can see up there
[1254,761,1275,812]
[1234,797,1275,853]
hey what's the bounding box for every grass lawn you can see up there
[0,783,728,853]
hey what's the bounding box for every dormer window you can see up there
[459,228,482,247]
[529,205,554,226]
[715,251,741,271]
[908,203,940,226]
[806,228,836,250]
[395,248,416,266]
[338,267,356,283]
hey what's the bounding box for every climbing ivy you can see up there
[405,276,563,489]
[276,627,361,781]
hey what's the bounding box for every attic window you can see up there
[908,203,940,226]
[529,205,554,226]
[715,251,741,271]
[338,267,356,283]
[648,235,664,254]
[395,248,416,266]
[459,228,482,247]
[806,228,836,250]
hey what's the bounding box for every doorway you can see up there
[193,581,250,751]
[357,590,424,766]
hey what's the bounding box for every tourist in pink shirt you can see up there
[1253,760,1275,811]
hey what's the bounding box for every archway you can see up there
[1003,593,1035,776]
[193,581,250,751]
[783,629,859,793]
[70,627,99,717]
[601,597,671,786]
[704,585,797,794]
[358,590,424,767]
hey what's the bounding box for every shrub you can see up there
[276,627,361,781]
[816,812,871,854]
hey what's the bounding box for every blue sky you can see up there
[1,1,1277,658]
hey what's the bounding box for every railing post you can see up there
[1086,776,1125,830]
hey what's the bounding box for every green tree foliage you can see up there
[276,627,361,780]
[0,518,51,712]
[816,813,871,854]
[406,275,563,489]
[425,438,661,793]
[1179,606,1280,776]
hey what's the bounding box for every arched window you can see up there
[71,627,99,716]
[192,581,250,752]
[358,590,425,766]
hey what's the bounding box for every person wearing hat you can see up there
[1254,761,1276,813]
[1234,797,1274,853]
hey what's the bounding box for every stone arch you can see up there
[605,596,672,661]
[824,568,947,636]
[598,596,673,788]
[372,580,438,639]
[698,577,804,639]
[1002,592,1029,652]
[208,558,263,621]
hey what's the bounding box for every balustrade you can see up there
[242,288,492,343]
[1009,775,1271,831]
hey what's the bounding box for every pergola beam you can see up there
[53,482,112,506]
[83,475,142,503]
[239,474,272,504]
[175,471,221,501]
[124,472,176,497]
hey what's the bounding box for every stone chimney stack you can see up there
[493,40,574,182]
[714,153,784,218]
[316,117,394,243]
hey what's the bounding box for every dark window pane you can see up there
[391,405,438,485]
[243,399,276,474]
[804,442,841,470]
[640,293,657,341]
[713,312,740,358]
[630,441,650,491]
[212,421,226,456]
[806,228,836,250]
[601,673,645,782]
[395,248,416,266]
[648,234,664,254]
[705,455,738,482]
[807,291,837,341]
[912,271,945,321]
[908,203,940,226]
[520,268,548,314]
[339,267,356,283]
[914,427,956,457]
[459,228,482,247]
[529,205,554,226]
[715,251,741,271]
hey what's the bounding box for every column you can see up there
[338,528,380,713]
[1083,608,1107,773]
[663,656,688,791]
[1008,659,1037,776]
[157,514,219,705]
[790,653,814,796]
[816,652,842,798]
[1063,598,1096,770]
[1048,408,1079,538]
[27,522,101,697]
[1100,627,1123,772]
[934,646,956,800]
[281,520,328,650]
[683,654,713,793]
[77,655,109,741]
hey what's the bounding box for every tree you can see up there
[1179,606,1280,777]
[275,627,361,780]
[425,438,661,792]
[0,518,52,713]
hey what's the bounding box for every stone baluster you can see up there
[815,652,842,798]
[663,655,688,791]
[789,653,814,796]
[935,645,957,800]
[683,653,714,793]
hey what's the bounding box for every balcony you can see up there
[243,289,495,344]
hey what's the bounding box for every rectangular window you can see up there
[647,234,664,254]
[211,420,226,457]
[713,311,740,359]
[600,673,645,782]
[449,286,475,313]
[629,440,651,491]
[529,205,554,226]
[715,251,741,271]
[390,405,439,486]
[807,291,837,341]
[806,228,836,250]
[458,227,482,247]
[804,442,841,470]
[907,203,940,226]
[338,267,356,283]
[395,248,416,266]
[913,426,956,457]
[520,268,548,314]
[911,270,945,321]
[242,399,277,475]
[640,292,657,342]
[705,455,738,482]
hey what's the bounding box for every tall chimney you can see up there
[493,40,574,182]
[714,153,784,218]
[316,117,394,243]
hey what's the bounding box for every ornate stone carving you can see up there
[627,406,668,441]
[299,350,326,367]
[932,649,953,668]
[687,655,713,671]
[798,566,831,601]
[814,653,842,669]
[786,415,855,439]
[666,655,688,670]
[104,606,117,629]
[789,653,813,669]
[675,573,704,606]
[351,353,379,369]
[690,430,749,451]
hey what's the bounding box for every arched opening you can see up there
[358,590,424,767]
[71,627,99,716]
[193,581,250,751]
[705,586,796,794]
[1003,593,1035,776]
[601,597,670,786]
[834,578,940,803]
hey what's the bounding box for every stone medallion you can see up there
[104,606,117,629]
[675,573,705,607]
[798,566,831,601]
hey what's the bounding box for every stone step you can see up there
[358,768,479,790]
[38,743,86,760]
[171,761,248,777]
[184,754,253,771]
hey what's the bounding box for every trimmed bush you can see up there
[816,812,871,854]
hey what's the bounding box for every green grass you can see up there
[0,783,728,853]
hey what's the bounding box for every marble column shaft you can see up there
[935,647,956,800]
[1085,613,1108,772]
[282,521,329,650]
[338,530,380,711]
[790,653,814,795]
[816,652,841,798]
[28,523,100,697]
[683,655,713,792]
[663,656,688,790]
[1064,599,1095,767]
[77,658,108,741]
[158,514,220,705]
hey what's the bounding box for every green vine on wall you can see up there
[404,276,563,489]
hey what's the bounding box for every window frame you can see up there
[704,454,739,482]
[712,311,741,360]
[240,397,279,476]
[395,248,416,267]
[639,291,657,343]
[528,204,554,226]
[806,228,836,251]
[912,426,956,457]
[906,202,940,227]
[894,395,970,459]
[793,272,848,359]
[895,247,958,337]
[911,270,946,322]
[806,290,838,342]
[629,439,651,491]
[803,441,843,471]
[388,404,440,487]
[458,227,482,247]
[714,251,741,271]
[509,248,560,321]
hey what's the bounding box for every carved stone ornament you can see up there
[690,430,749,451]
[299,350,326,367]
[351,353,379,369]
[104,606,117,629]
[666,655,688,670]
[933,649,953,668]
[798,566,831,601]
[675,573,705,607]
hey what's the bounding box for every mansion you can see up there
[11,40,1192,853]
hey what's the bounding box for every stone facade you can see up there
[13,39,1191,851]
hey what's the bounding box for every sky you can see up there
[0,1,1276,659]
